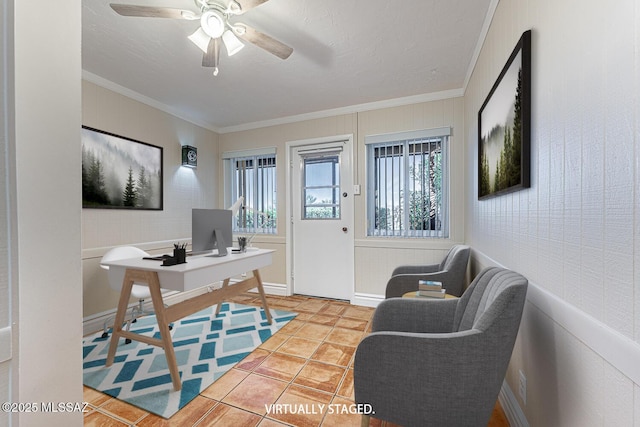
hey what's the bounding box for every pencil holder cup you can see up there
[174,248,187,264]
[238,237,247,252]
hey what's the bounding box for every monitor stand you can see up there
[208,228,228,257]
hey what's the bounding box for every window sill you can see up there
[354,238,462,250]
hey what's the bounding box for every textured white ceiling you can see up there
[82,0,493,132]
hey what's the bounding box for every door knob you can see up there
[342,227,348,233]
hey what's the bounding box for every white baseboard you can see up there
[351,292,384,308]
[499,381,529,427]
[261,281,288,296]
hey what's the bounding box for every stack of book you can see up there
[417,280,446,298]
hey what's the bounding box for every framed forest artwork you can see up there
[82,126,163,210]
[478,30,531,200]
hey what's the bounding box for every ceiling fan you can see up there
[110,0,293,76]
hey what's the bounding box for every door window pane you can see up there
[302,155,340,219]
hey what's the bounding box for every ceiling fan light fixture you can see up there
[222,30,244,56]
[226,0,242,15]
[231,23,246,36]
[180,10,199,20]
[188,27,211,53]
[200,10,225,39]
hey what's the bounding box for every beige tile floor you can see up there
[83,293,508,427]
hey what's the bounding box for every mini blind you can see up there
[366,128,450,238]
[223,148,277,234]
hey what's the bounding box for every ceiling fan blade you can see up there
[202,38,221,68]
[234,0,269,13]
[236,25,292,60]
[110,4,195,19]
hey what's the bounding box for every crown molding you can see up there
[82,70,221,133]
[83,70,465,135]
[463,0,500,92]
[216,89,464,134]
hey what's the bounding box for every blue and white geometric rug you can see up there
[82,302,296,419]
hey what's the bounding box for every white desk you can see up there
[102,248,274,391]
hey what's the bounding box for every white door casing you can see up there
[286,136,354,300]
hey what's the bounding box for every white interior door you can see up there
[290,139,354,300]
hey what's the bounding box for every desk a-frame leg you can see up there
[105,270,134,367]
[214,278,231,317]
[146,270,182,391]
[212,270,273,324]
[105,269,182,391]
[253,269,273,324]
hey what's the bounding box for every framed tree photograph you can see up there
[478,30,531,200]
[82,126,163,210]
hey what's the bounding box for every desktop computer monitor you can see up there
[192,208,233,256]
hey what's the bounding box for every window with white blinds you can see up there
[223,149,277,234]
[366,128,449,238]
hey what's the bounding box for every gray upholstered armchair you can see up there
[385,244,470,297]
[354,267,528,427]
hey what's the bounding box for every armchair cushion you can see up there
[372,297,459,334]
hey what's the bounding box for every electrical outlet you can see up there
[518,370,527,405]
